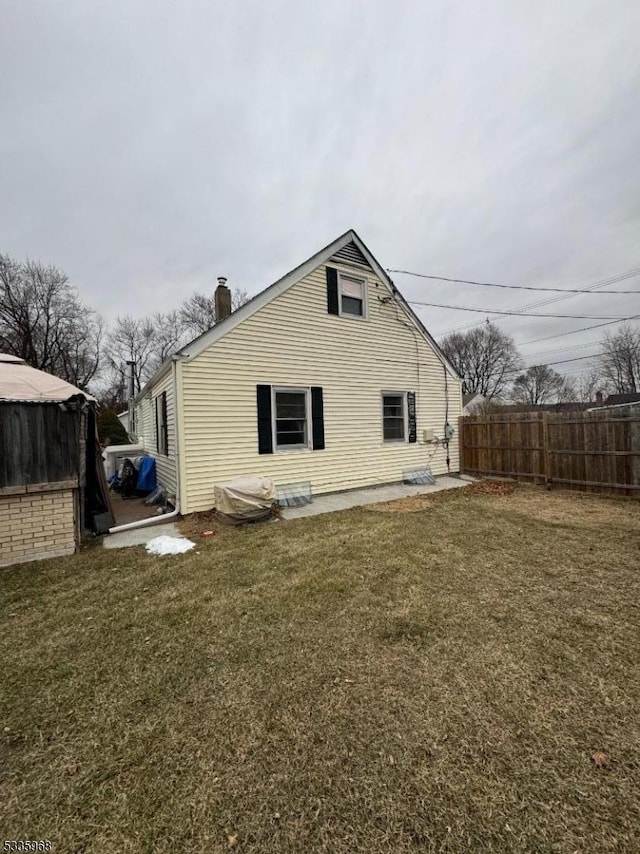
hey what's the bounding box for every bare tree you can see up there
[148,310,187,372]
[440,322,522,400]
[180,288,250,337]
[511,364,574,405]
[104,286,251,394]
[574,367,608,403]
[179,292,216,337]
[92,376,129,414]
[104,315,163,394]
[0,253,102,389]
[599,324,640,393]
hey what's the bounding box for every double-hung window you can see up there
[257,385,324,454]
[339,273,366,318]
[273,388,309,450]
[382,392,407,442]
[155,392,168,455]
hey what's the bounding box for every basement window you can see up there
[339,272,367,318]
[273,388,310,451]
[382,392,407,442]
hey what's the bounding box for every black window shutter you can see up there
[311,387,325,450]
[326,267,339,315]
[155,397,160,452]
[162,392,168,454]
[256,385,273,454]
[407,391,417,443]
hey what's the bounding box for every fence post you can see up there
[542,411,551,489]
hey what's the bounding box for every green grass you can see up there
[1,485,639,853]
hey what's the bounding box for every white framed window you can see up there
[338,272,367,318]
[382,391,407,443]
[272,387,310,451]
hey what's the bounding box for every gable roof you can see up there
[463,392,485,407]
[179,229,459,376]
[604,392,640,406]
[136,230,460,401]
[587,395,640,412]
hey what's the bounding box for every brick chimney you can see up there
[215,276,232,322]
[595,390,604,405]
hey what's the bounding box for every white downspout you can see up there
[108,356,181,534]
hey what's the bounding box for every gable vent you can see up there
[330,241,372,271]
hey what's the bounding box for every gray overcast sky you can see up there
[2,0,640,375]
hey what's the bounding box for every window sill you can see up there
[338,312,368,321]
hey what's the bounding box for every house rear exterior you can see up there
[134,231,463,514]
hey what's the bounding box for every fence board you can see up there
[459,409,640,497]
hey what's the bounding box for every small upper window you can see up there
[339,273,366,318]
[382,393,406,442]
[274,388,309,450]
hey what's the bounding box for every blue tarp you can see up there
[136,456,157,493]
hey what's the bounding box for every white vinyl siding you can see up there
[134,369,177,498]
[179,259,462,514]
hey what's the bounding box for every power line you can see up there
[495,352,604,380]
[517,314,640,346]
[389,266,640,294]
[519,345,602,365]
[462,353,603,388]
[408,299,626,320]
[519,339,602,355]
[429,267,640,337]
[539,365,597,379]
[521,352,604,369]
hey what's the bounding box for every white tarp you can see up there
[214,475,276,520]
[145,535,195,555]
[0,354,96,403]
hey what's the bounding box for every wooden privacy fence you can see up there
[459,409,640,495]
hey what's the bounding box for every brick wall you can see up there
[0,482,78,568]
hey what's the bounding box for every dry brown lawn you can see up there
[1,484,639,853]
[365,494,435,512]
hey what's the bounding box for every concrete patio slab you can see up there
[280,475,472,520]
[103,521,186,549]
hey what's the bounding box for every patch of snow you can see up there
[145,535,195,556]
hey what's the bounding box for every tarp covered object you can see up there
[136,456,157,493]
[0,354,96,403]
[214,476,276,524]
